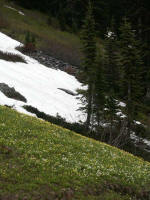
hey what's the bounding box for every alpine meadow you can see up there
[0,0,150,199]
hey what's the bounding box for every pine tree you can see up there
[92,52,106,128]
[104,18,120,95]
[104,95,119,144]
[25,31,30,46]
[118,18,143,133]
[79,1,97,131]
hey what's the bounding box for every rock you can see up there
[0,83,27,103]
[25,50,78,73]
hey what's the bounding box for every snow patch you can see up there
[116,111,126,118]
[0,32,85,123]
[130,132,150,150]
[118,101,126,107]
[133,120,141,125]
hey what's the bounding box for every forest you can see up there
[10,0,150,36]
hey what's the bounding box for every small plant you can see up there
[0,50,26,63]
[23,31,36,53]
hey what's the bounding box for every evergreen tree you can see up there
[79,1,97,131]
[92,52,106,129]
[104,18,120,95]
[118,18,143,133]
[25,31,30,46]
[104,95,119,144]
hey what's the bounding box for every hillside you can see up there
[0,105,150,200]
[0,0,83,66]
[0,1,150,199]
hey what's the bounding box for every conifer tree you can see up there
[105,18,120,95]
[104,95,119,144]
[118,18,143,133]
[79,1,97,131]
[92,52,106,128]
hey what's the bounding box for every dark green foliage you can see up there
[119,19,144,102]
[9,0,150,41]
[25,31,30,45]
[79,2,97,130]
[118,19,144,133]
[92,53,106,127]
[80,2,97,81]
[104,96,118,122]
[10,0,109,36]
[104,19,120,95]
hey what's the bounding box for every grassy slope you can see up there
[0,105,150,200]
[0,0,82,65]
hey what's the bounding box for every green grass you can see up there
[0,105,150,200]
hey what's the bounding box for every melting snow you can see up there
[130,132,150,149]
[118,102,126,107]
[0,32,85,123]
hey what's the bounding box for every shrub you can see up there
[0,50,26,63]
[19,31,36,53]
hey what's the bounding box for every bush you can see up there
[0,50,26,63]
[18,32,36,53]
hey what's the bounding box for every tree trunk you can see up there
[85,82,93,132]
[127,81,131,135]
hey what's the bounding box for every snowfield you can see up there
[0,32,85,122]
